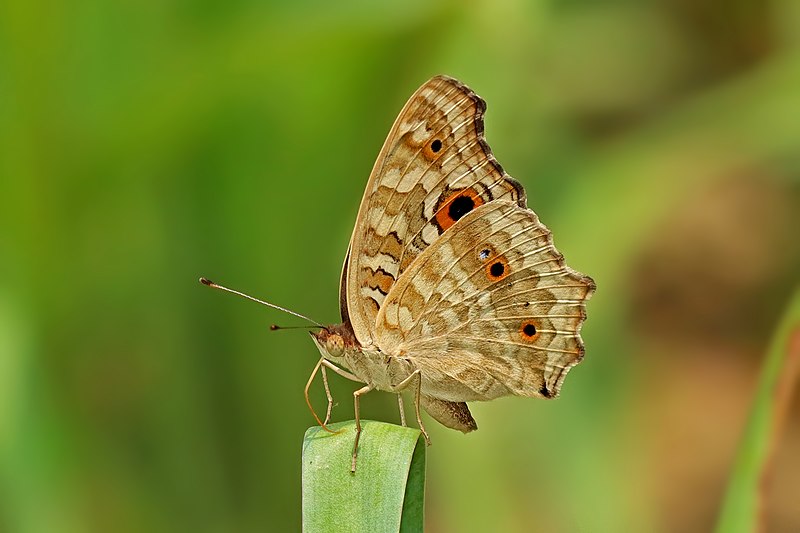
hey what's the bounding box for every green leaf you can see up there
[302,420,426,533]
[715,287,800,533]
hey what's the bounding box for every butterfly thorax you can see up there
[311,323,415,392]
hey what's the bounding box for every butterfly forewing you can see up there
[343,76,526,345]
[374,201,595,401]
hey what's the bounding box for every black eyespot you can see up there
[479,249,490,260]
[523,323,537,337]
[448,195,475,222]
[431,139,442,152]
[490,261,505,277]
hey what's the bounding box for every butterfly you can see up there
[202,75,594,472]
[307,75,594,469]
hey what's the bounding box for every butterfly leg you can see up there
[304,358,335,433]
[306,358,361,433]
[351,383,374,472]
[392,370,431,446]
[396,394,407,427]
[316,360,372,471]
[320,358,361,382]
[321,365,333,425]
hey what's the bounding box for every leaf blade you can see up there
[302,420,425,533]
[715,287,800,533]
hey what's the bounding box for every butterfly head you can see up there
[310,323,359,361]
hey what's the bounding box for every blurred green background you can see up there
[2,0,799,531]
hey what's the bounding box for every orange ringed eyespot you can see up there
[424,138,444,159]
[434,188,484,231]
[520,321,538,341]
[485,255,509,281]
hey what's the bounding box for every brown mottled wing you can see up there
[342,76,526,346]
[375,200,595,402]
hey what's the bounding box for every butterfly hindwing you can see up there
[342,76,526,345]
[374,200,595,402]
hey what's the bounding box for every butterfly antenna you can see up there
[199,277,328,331]
[270,324,324,331]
